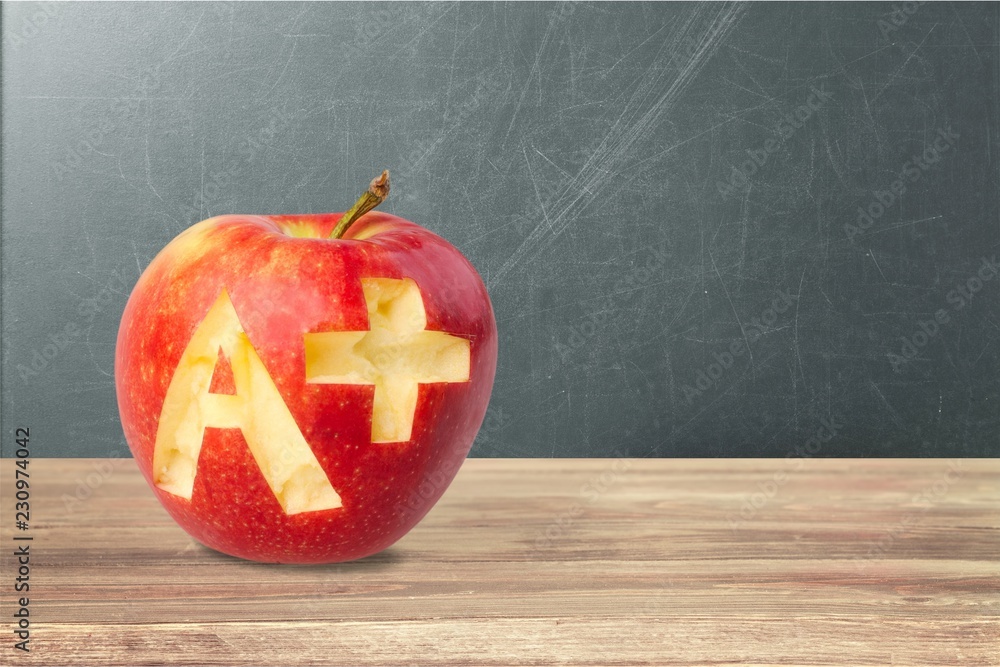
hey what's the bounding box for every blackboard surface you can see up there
[2,2,998,457]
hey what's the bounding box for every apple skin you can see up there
[115,211,497,563]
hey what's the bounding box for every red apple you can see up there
[115,172,497,563]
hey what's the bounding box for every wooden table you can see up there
[2,458,997,666]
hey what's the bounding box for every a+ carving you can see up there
[151,277,470,515]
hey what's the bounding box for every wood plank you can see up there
[2,459,997,666]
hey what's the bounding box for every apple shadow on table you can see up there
[190,541,404,572]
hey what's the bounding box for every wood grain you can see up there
[2,458,997,666]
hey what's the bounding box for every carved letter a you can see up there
[152,290,341,515]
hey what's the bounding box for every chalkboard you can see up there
[2,1,998,457]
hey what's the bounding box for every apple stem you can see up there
[329,170,390,239]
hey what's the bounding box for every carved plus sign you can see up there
[305,278,471,443]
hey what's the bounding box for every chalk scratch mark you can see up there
[490,2,749,287]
